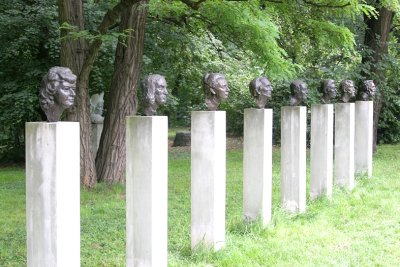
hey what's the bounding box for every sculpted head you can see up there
[289,80,308,106]
[142,74,168,116]
[319,79,337,104]
[249,76,273,108]
[39,66,77,122]
[202,73,229,111]
[339,80,356,103]
[359,80,376,101]
[90,92,104,123]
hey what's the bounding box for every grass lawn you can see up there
[1,143,400,266]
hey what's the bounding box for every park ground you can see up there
[1,140,400,266]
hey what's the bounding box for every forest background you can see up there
[0,0,399,187]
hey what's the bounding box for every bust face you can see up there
[363,80,376,98]
[250,77,273,108]
[296,82,308,101]
[214,78,229,100]
[54,80,76,109]
[341,80,356,97]
[325,80,337,98]
[155,78,168,105]
[258,78,273,98]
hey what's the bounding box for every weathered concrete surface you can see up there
[310,104,333,199]
[191,111,226,251]
[243,108,272,225]
[91,122,103,157]
[355,101,373,177]
[26,122,80,267]
[281,106,307,213]
[334,103,355,190]
[126,116,168,267]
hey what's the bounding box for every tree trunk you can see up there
[58,0,97,187]
[362,6,394,153]
[96,0,148,183]
[58,0,142,187]
[59,0,86,122]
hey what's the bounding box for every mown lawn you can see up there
[1,144,400,266]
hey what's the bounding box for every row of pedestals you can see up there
[25,101,373,266]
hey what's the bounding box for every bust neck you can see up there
[289,96,301,106]
[45,105,64,122]
[341,93,351,103]
[205,96,220,111]
[144,103,158,116]
[321,94,331,104]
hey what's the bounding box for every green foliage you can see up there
[0,0,59,162]
[144,0,367,135]
[376,41,400,144]
[0,1,116,162]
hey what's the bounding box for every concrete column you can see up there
[310,104,333,199]
[355,101,373,177]
[334,103,355,190]
[243,108,272,225]
[91,123,103,157]
[191,111,226,251]
[126,116,168,267]
[281,106,307,213]
[26,122,80,267]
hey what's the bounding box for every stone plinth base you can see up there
[334,103,355,190]
[310,104,333,199]
[355,101,373,177]
[281,106,306,213]
[191,111,226,251]
[26,122,80,267]
[243,108,272,225]
[126,116,168,267]
[91,123,103,157]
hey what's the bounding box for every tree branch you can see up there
[80,0,142,79]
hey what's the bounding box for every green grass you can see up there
[1,144,400,266]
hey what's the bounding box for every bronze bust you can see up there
[339,80,356,103]
[249,76,273,108]
[142,74,168,116]
[39,66,77,122]
[202,73,229,111]
[319,79,337,104]
[289,80,308,106]
[359,80,376,101]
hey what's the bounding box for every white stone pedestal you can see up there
[310,104,333,199]
[334,103,355,190]
[355,101,373,177]
[91,122,103,157]
[126,116,168,267]
[281,106,306,213]
[191,111,226,251]
[243,108,272,225]
[26,122,80,267]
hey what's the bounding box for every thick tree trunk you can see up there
[58,0,142,187]
[58,0,97,187]
[59,0,86,122]
[96,0,148,183]
[362,6,394,153]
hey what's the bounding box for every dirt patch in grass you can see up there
[168,137,243,153]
